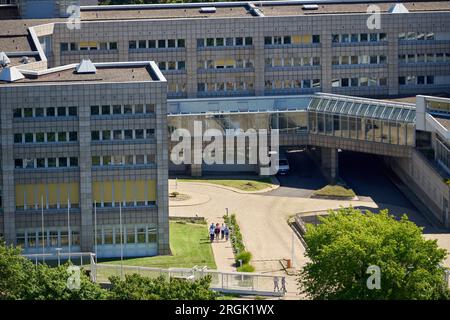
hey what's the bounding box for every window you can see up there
[109,42,117,50]
[113,105,122,114]
[68,107,77,116]
[113,130,122,140]
[46,107,55,117]
[92,156,100,166]
[36,132,45,142]
[197,38,205,48]
[138,40,147,49]
[99,42,107,50]
[101,105,110,115]
[135,155,145,164]
[145,104,155,114]
[216,38,224,46]
[398,76,406,85]
[264,37,272,45]
[134,104,144,114]
[168,39,176,48]
[370,33,378,42]
[24,108,33,117]
[351,34,359,42]
[332,34,339,43]
[158,39,166,48]
[13,108,22,118]
[235,37,243,46]
[57,107,66,117]
[58,157,67,167]
[91,106,99,116]
[177,39,185,48]
[14,133,22,143]
[70,157,78,167]
[47,132,55,142]
[14,159,23,168]
[61,43,69,51]
[360,33,368,42]
[69,132,77,142]
[91,131,100,141]
[426,75,434,84]
[379,33,387,41]
[102,130,111,140]
[25,133,33,143]
[34,108,44,117]
[128,41,136,49]
[313,57,320,66]
[283,36,291,44]
[47,158,56,167]
[124,105,133,114]
[168,61,176,70]
[178,61,185,70]
[58,132,67,142]
[135,129,144,139]
[341,34,349,43]
[124,129,133,140]
[158,61,166,70]
[146,129,154,138]
[148,40,156,48]
[245,37,252,45]
[312,35,320,43]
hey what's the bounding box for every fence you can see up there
[93,263,284,296]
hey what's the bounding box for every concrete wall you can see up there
[385,149,450,227]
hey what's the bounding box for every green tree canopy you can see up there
[109,274,217,300]
[298,208,450,300]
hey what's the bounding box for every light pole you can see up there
[119,201,123,279]
[67,196,71,263]
[94,201,98,263]
[41,196,45,264]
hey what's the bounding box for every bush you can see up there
[235,251,252,265]
[237,264,255,273]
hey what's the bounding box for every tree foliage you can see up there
[109,274,217,300]
[298,208,450,300]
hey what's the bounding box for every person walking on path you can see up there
[209,227,215,242]
[214,223,220,242]
[224,225,229,241]
[281,277,287,294]
[273,276,280,292]
[220,223,225,240]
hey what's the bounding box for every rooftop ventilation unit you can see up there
[19,56,29,64]
[200,7,216,13]
[302,4,319,10]
[0,66,25,82]
[248,2,264,17]
[0,52,11,67]
[388,3,409,14]
[76,59,97,74]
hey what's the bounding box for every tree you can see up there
[109,274,217,300]
[0,243,107,300]
[298,208,450,300]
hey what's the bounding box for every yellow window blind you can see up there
[92,182,101,204]
[48,184,58,207]
[147,180,156,201]
[103,181,113,203]
[25,184,35,208]
[59,183,69,205]
[15,185,24,208]
[37,184,47,207]
[69,183,79,206]
[302,35,312,43]
[125,180,135,203]
[113,181,123,203]
[292,35,301,44]
[135,180,146,202]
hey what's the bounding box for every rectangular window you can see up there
[90,105,99,115]
[35,108,44,117]
[68,106,77,116]
[360,33,368,42]
[91,131,100,141]
[102,130,111,140]
[58,132,67,142]
[369,33,378,42]
[134,104,144,114]
[15,159,23,168]
[148,40,156,48]
[264,36,272,45]
[124,105,133,114]
[13,108,22,118]
[158,39,166,48]
[197,38,205,48]
[124,129,133,140]
[145,104,155,114]
[168,39,176,48]
[57,107,66,117]
[245,37,252,45]
[47,158,56,167]
[109,42,117,50]
[177,39,185,48]
[177,61,185,70]
[235,37,243,46]
[138,40,147,49]
[312,35,320,43]
[36,132,45,143]
[215,38,224,46]
[283,36,291,44]
[113,130,122,140]
[99,42,107,50]
[101,105,110,115]
[128,40,136,49]
[135,129,144,139]
[25,133,33,143]
[92,156,100,166]
[58,157,67,167]
[61,43,68,51]
[69,157,78,167]
[69,132,77,142]
[24,108,33,117]
[113,105,122,114]
[47,132,55,142]
[14,133,22,143]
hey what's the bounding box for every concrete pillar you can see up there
[320,147,339,183]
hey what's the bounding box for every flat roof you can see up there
[0,64,158,86]
[81,5,251,21]
[0,35,33,52]
[80,1,450,21]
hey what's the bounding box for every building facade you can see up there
[0,61,169,257]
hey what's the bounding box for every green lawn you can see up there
[313,185,356,199]
[179,177,273,191]
[100,222,216,269]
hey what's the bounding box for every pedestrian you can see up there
[281,277,286,293]
[224,225,229,241]
[220,223,225,240]
[215,223,220,241]
[273,276,279,292]
[209,228,215,242]
[209,223,215,241]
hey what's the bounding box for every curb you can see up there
[176,179,280,195]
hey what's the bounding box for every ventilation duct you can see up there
[0,66,25,82]
[76,59,97,74]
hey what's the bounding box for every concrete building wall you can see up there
[46,11,450,99]
[0,79,169,257]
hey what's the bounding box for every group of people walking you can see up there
[209,223,229,242]
[273,276,287,293]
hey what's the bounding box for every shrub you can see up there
[237,264,255,273]
[235,251,252,265]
